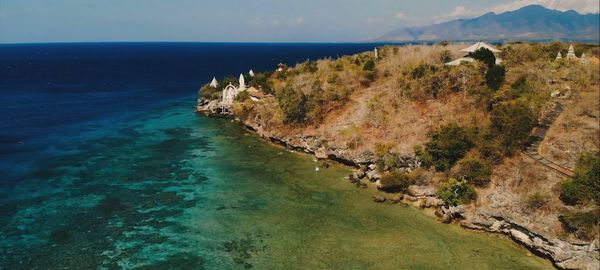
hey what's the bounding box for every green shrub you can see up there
[476,139,504,164]
[561,151,600,206]
[425,123,474,171]
[234,91,250,102]
[218,76,238,91]
[510,75,529,97]
[526,192,549,210]
[452,155,492,187]
[438,50,453,63]
[251,72,274,94]
[363,59,376,71]
[199,85,217,99]
[276,71,287,80]
[411,63,436,79]
[326,73,339,84]
[361,71,376,85]
[276,85,307,123]
[333,62,344,71]
[490,101,536,152]
[437,178,477,205]
[414,145,433,169]
[379,170,414,192]
[305,81,328,122]
[303,60,318,73]
[486,65,506,91]
[559,209,599,240]
[471,48,496,68]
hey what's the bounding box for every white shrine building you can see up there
[221,73,247,106]
[445,41,503,66]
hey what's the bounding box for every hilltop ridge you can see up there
[375,5,600,42]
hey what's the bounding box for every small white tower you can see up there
[374,47,379,59]
[249,69,255,77]
[209,77,218,88]
[580,53,588,64]
[555,52,562,61]
[566,44,576,60]
[239,73,246,90]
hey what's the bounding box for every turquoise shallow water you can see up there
[0,102,553,269]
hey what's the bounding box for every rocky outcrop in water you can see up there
[461,210,599,270]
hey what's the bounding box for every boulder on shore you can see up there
[434,208,452,223]
[407,185,436,197]
[403,194,418,202]
[372,195,386,203]
[366,171,381,181]
[419,197,444,208]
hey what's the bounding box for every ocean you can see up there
[0,43,551,269]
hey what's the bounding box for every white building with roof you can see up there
[445,41,503,66]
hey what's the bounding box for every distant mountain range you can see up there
[375,5,600,42]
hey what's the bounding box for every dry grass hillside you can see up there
[210,42,599,242]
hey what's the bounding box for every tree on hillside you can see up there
[363,60,376,71]
[471,48,496,68]
[276,85,307,123]
[486,65,506,91]
[470,48,505,90]
[490,101,536,152]
[561,151,600,206]
[425,123,474,171]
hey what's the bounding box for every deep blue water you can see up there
[0,42,387,180]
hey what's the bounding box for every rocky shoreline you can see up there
[197,108,599,270]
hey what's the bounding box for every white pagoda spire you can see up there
[209,77,218,88]
[249,69,255,77]
[374,47,379,59]
[555,52,562,61]
[566,44,576,60]
[580,53,588,64]
[239,73,246,90]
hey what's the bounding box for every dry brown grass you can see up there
[477,154,567,237]
[541,89,600,168]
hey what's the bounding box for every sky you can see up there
[1,0,598,43]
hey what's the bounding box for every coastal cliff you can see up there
[196,43,600,269]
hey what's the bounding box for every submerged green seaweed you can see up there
[0,106,553,269]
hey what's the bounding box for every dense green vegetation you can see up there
[471,48,496,68]
[276,85,307,123]
[559,209,599,240]
[558,152,600,240]
[379,170,415,193]
[248,72,274,94]
[423,123,474,171]
[486,65,506,90]
[437,178,477,205]
[490,101,536,153]
[526,192,549,211]
[451,155,492,187]
[561,151,600,206]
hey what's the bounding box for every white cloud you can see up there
[433,5,479,22]
[288,17,305,26]
[270,19,280,28]
[395,12,407,20]
[490,0,599,14]
[248,17,263,26]
[248,17,304,28]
